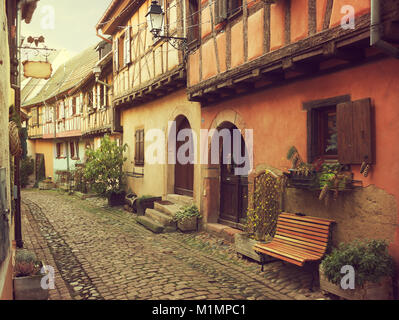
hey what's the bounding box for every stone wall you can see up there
[284,185,398,247]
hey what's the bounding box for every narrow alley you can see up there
[21,189,325,300]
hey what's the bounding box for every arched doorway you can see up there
[174,116,194,197]
[216,122,249,228]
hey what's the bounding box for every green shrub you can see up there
[173,204,201,222]
[14,249,41,277]
[84,135,127,198]
[20,156,34,188]
[321,239,395,287]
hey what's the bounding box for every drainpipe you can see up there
[96,29,112,44]
[371,0,399,58]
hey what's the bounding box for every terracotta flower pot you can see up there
[13,274,49,300]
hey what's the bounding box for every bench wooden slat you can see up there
[272,239,325,255]
[275,235,327,250]
[276,223,330,239]
[280,213,335,225]
[254,246,306,266]
[278,217,331,230]
[276,230,328,246]
[254,213,335,269]
[277,220,330,235]
[261,242,322,260]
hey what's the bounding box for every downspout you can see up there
[96,29,112,44]
[371,0,399,58]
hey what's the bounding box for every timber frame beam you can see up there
[113,67,186,108]
[187,12,397,104]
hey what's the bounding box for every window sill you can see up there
[71,157,80,161]
[56,156,66,159]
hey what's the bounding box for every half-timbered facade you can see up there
[22,41,119,182]
[186,0,399,272]
[96,0,201,204]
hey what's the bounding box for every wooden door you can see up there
[174,118,194,197]
[219,127,248,228]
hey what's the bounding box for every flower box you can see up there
[13,274,49,300]
[234,232,275,263]
[177,216,198,232]
[319,265,393,300]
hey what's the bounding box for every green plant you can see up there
[14,249,42,277]
[321,239,395,287]
[73,164,87,193]
[20,156,34,188]
[245,170,286,241]
[84,135,127,198]
[173,204,201,222]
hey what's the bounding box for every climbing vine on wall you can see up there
[245,170,286,241]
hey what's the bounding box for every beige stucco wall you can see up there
[0,0,14,300]
[121,89,201,205]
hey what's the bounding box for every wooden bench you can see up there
[253,212,335,271]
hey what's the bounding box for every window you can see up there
[187,0,199,44]
[215,0,242,24]
[135,129,145,166]
[70,141,75,159]
[70,141,79,159]
[56,142,65,158]
[305,96,373,165]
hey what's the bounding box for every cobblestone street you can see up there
[21,189,327,300]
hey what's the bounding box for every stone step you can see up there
[145,208,177,230]
[165,194,194,206]
[154,201,182,217]
[136,215,164,234]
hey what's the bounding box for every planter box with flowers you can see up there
[319,239,394,300]
[173,204,201,232]
[13,249,48,300]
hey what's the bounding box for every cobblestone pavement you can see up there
[21,189,328,300]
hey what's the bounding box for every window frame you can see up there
[134,129,145,167]
[304,95,351,164]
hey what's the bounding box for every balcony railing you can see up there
[81,107,112,134]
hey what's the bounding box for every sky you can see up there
[21,0,113,57]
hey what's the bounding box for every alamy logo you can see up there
[340,265,355,290]
[40,265,55,290]
[143,121,254,176]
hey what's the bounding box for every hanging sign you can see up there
[22,60,52,80]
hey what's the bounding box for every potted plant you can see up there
[13,249,48,300]
[135,195,163,215]
[173,204,201,232]
[320,239,395,300]
[235,169,284,263]
[83,135,128,206]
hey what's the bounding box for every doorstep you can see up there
[203,223,243,243]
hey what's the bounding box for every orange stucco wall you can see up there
[200,58,399,262]
[34,140,54,179]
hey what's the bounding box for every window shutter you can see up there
[337,98,372,164]
[140,130,144,164]
[215,0,228,24]
[134,130,139,163]
[124,27,131,66]
[114,38,119,72]
[61,102,65,118]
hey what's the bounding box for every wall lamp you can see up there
[93,66,112,88]
[145,0,187,51]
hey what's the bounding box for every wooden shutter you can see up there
[337,98,373,164]
[215,0,228,24]
[114,38,119,72]
[140,130,144,164]
[124,27,131,66]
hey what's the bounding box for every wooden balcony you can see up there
[55,115,82,138]
[27,124,43,139]
[81,107,112,137]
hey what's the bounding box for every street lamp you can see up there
[145,0,187,50]
[93,66,112,88]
